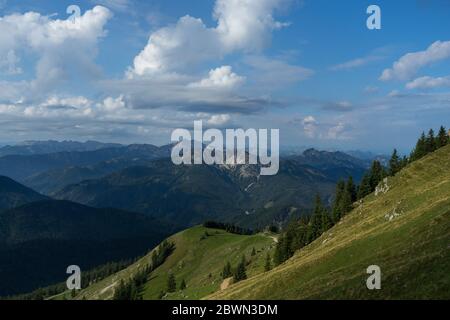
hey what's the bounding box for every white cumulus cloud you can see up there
[380,40,450,81]
[406,76,450,89]
[214,0,289,52]
[128,0,290,77]
[0,6,112,99]
[189,66,245,89]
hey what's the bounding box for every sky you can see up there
[0,0,450,153]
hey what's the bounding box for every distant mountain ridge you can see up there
[23,158,153,195]
[0,144,171,182]
[54,149,368,229]
[0,140,123,157]
[345,150,390,166]
[0,176,48,211]
[288,148,369,182]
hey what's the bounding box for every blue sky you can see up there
[0,0,450,153]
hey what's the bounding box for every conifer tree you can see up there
[179,279,186,290]
[357,173,372,200]
[437,126,449,148]
[290,218,309,250]
[346,176,357,203]
[251,247,256,256]
[307,194,325,242]
[129,282,138,300]
[113,280,128,300]
[274,234,290,265]
[369,160,385,190]
[340,176,356,215]
[222,262,232,279]
[426,129,436,153]
[320,209,332,233]
[389,149,401,176]
[341,185,353,215]
[233,256,247,282]
[167,273,176,293]
[264,253,272,272]
[411,132,427,161]
[332,180,345,223]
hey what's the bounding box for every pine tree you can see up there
[436,126,449,148]
[389,149,401,176]
[179,279,186,290]
[290,218,309,251]
[411,132,427,161]
[307,194,324,242]
[357,173,372,200]
[340,176,356,215]
[346,176,357,203]
[233,256,247,282]
[369,160,385,190]
[222,262,232,279]
[274,233,291,265]
[426,129,436,153]
[264,253,272,272]
[113,280,129,300]
[129,282,138,300]
[167,273,176,293]
[251,247,256,256]
[320,209,332,233]
[341,184,353,215]
[332,180,345,223]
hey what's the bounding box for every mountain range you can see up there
[73,144,450,300]
[54,152,368,229]
[0,140,370,229]
[0,140,373,296]
[0,143,171,182]
[0,140,122,157]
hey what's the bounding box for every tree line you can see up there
[273,126,449,266]
[410,126,449,161]
[113,240,175,300]
[203,221,254,235]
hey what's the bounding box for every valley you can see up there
[1,139,448,299]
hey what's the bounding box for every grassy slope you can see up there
[209,145,450,300]
[74,226,275,300]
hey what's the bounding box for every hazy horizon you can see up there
[1,0,449,154]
